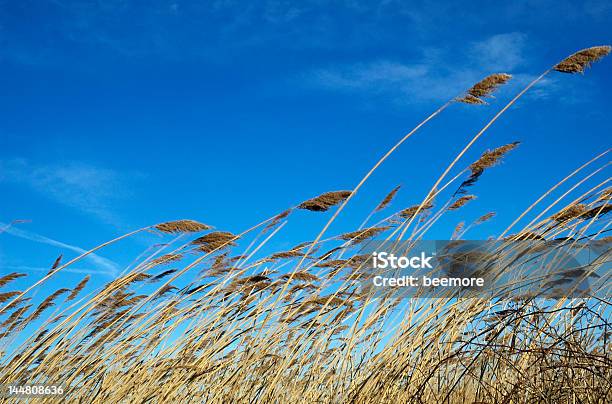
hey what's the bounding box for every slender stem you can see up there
[295,101,452,271]
[398,69,552,240]
[0,226,150,315]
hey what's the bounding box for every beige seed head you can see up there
[154,220,211,233]
[339,226,391,243]
[448,195,477,211]
[0,273,26,288]
[375,185,401,211]
[457,73,512,105]
[476,212,496,224]
[67,276,90,302]
[554,46,611,74]
[552,204,588,222]
[298,190,352,212]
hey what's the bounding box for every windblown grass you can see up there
[0,46,610,403]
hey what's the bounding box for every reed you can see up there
[0,45,610,404]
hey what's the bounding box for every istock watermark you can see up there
[372,275,484,288]
[372,251,434,269]
[356,240,610,300]
[370,249,485,293]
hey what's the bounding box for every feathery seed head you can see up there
[0,273,26,288]
[339,226,391,243]
[376,185,401,211]
[192,231,237,253]
[552,204,588,222]
[476,212,496,224]
[554,46,611,74]
[457,73,512,105]
[155,220,211,233]
[298,191,352,212]
[67,276,90,301]
[448,195,477,211]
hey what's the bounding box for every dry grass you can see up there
[554,45,611,73]
[155,219,211,233]
[0,273,26,288]
[457,73,512,104]
[376,185,401,211]
[448,195,477,210]
[298,190,352,212]
[456,141,520,195]
[0,45,610,404]
[191,231,238,253]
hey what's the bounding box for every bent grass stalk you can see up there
[398,47,611,241]
[397,70,550,241]
[500,150,610,238]
[1,47,610,403]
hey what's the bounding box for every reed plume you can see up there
[456,142,520,194]
[554,45,611,73]
[298,191,352,212]
[451,221,464,239]
[281,271,320,282]
[476,212,496,224]
[149,253,183,266]
[26,288,70,322]
[0,304,30,328]
[552,204,588,222]
[271,249,305,260]
[399,201,433,219]
[149,269,178,282]
[0,291,21,304]
[339,226,391,243]
[0,273,26,288]
[191,231,237,252]
[266,209,292,230]
[67,276,90,301]
[448,195,476,210]
[457,73,512,104]
[375,185,401,211]
[50,255,63,272]
[155,220,211,233]
[583,203,611,218]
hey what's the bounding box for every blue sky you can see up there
[0,1,610,286]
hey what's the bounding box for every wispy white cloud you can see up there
[1,265,116,278]
[303,32,530,105]
[310,61,428,92]
[306,61,480,104]
[469,32,528,71]
[0,159,130,224]
[0,221,119,276]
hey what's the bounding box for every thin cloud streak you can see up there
[469,32,527,71]
[1,265,116,278]
[0,159,133,226]
[0,222,120,276]
[302,32,529,105]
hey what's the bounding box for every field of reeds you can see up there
[0,46,611,403]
